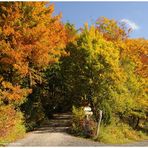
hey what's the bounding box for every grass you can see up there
[97,121,148,144]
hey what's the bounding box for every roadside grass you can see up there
[97,122,148,144]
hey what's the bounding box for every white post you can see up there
[95,110,102,138]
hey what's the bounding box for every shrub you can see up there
[71,106,97,137]
[0,105,25,146]
[71,106,85,135]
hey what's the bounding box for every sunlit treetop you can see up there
[0,2,68,78]
[96,17,131,42]
[125,38,148,78]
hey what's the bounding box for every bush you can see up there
[71,106,85,135]
[71,106,97,137]
[0,105,25,146]
[22,99,46,131]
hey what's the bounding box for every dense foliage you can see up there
[0,2,67,144]
[0,2,147,145]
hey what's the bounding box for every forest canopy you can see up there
[0,2,147,145]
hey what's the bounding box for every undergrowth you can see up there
[97,120,148,144]
[0,106,25,146]
[71,106,148,144]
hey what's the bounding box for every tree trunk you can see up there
[135,117,140,129]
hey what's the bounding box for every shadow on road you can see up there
[33,113,72,134]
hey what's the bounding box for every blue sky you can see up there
[52,2,148,39]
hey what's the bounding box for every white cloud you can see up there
[120,19,139,30]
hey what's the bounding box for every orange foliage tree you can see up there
[0,2,67,85]
[125,38,148,78]
[96,17,131,42]
[0,2,67,143]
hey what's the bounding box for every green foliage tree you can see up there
[61,18,147,131]
[60,23,123,124]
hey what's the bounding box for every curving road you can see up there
[7,113,148,146]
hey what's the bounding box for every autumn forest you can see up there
[0,2,147,145]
